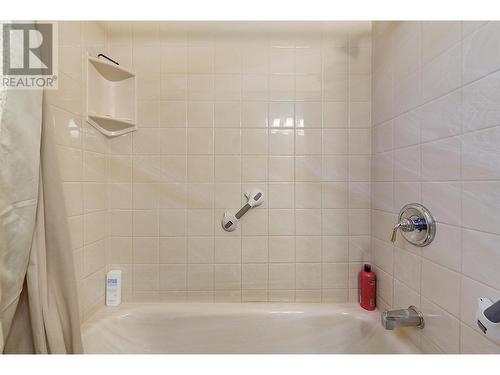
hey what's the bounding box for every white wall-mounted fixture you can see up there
[476,297,500,345]
[86,54,137,137]
[222,190,264,232]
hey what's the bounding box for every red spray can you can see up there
[359,264,376,311]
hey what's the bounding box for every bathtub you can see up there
[82,303,421,354]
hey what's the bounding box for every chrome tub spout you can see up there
[381,306,424,330]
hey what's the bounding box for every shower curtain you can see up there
[0,87,83,353]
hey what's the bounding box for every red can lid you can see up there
[364,264,371,272]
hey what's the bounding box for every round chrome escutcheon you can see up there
[398,203,436,247]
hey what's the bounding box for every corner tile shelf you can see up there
[86,55,137,137]
[87,114,135,137]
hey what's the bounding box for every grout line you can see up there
[320,31,325,302]
[346,31,352,302]
[458,20,464,353]
[417,20,424,340]
[239,38,244,303]
[292,34,297,303]
[374,64,500,132]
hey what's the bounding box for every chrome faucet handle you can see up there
[390,222,402,243]
[390,218,413,243]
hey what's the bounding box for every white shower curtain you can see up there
[0,87,42,351]
[0,87,83,353]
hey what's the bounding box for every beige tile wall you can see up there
[372,21,500,354]
[46,21,110,319]
[45,20,500,354]
[104,21,372,303]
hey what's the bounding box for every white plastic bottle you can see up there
[106,270,122,306]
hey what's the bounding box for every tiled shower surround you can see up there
[46,21,109,320]
[371,21,500,353]
[49,21,372,318]
[105,22,372,305]
[47,21,500,354]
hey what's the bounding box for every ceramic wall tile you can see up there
[372,21,500,353]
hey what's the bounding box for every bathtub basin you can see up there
[82,303,421,354]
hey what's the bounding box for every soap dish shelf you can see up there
[87,114,136,137]
[88,56,134,81]
[86,54,137,137]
